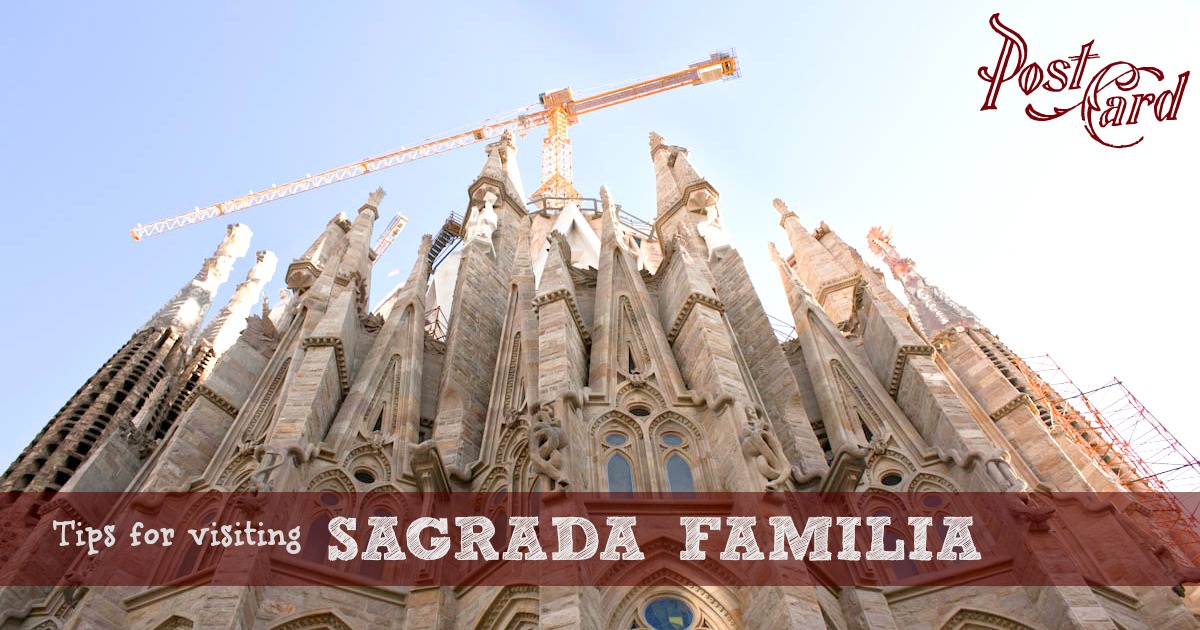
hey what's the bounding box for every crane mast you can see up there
[130,50,739,242]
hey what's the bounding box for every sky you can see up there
[1,2,1196,473]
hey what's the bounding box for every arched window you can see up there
[173,511,216,579]
[885,528,919,580]
[360,508,391,581]
[665,455,695,495]
[302,514,332,564]
[607,452,635,494]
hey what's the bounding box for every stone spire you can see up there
[772,199,859,326]
[474,129,527,205]
[287,212,350,290]
[866,226,981,337]
[649,131,714,219]
[145,223,252,342]
[197,250,278,357]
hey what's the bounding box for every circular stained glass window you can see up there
[605,433,627,446]
[643,596,694,630]
[629,404,652,417]
[661,433,684,446]
[922,494,944,509]
[881,472,903,487]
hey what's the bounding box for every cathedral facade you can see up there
[0,131,1195,629]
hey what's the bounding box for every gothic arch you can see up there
[908,472,959,493]
[474,586,540,630]
[939,608,1038,630]
[617,295,654,375]
[829,359,887,438]
[308,467,356,493]
[241,358,292,442]
[343,445,392,486]
[361,354,400,436]
[161,492,224,580]
[30,621,60,630]
[596,412,649,492]
[502,332,526,414]
[268,610,353,630]
[590,409,640,436]
[616,380,667,411]
[216,451,257,491]
[857,488,911,519]
[496,421,527,466]
[479,466,509,494]
[649,412,705,493]
[867,449,917,490]
[607,577,740,630]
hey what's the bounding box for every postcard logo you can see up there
[978,13,1188,148]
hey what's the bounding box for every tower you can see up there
[0,224,258,492]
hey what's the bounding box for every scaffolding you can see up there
[1014,354,1200,562]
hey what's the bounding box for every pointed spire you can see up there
[768,242,811,299]
[536,232,576,299]
[198,250,278,356]
[338,188,383,287]
[408,234,434,288]
[649,131,684,217]
[372,234,434,317]
[773,198,797,222]
[475,129,527,204]
[145,223,252,341]
[771,198,858,314]
[866,227,981,337]
[287,211,349,290]
[599,189,620,250]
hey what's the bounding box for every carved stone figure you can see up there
[465,191,500,252]
[739,407,792,491]
[251,444,288,492]
[696,202,731,255]
[242,313,279,354]
[527,403,569,490]
[367,186,387,208]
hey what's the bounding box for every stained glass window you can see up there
[607,452,634,493]
[666,454,695,495]
[643,597,694,630]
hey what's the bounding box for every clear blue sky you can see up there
[1,2,1196,470]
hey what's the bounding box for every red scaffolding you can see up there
[1014,354,1200,562]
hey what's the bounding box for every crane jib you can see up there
[131,50,739,241]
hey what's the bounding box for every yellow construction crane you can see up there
[130,50,740,242]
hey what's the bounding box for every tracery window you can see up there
[597,411,703,494]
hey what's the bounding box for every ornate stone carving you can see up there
[527,403,569,490]
[242,313,279,354]
[740,407,793,491]
[116,418,156,459]
[695,201,732,256]
[250,442,317,492]
[366,186,387,209]
[251,444,288,492]
[465,190,499,251]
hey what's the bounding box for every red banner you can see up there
[1,492,1196,588]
